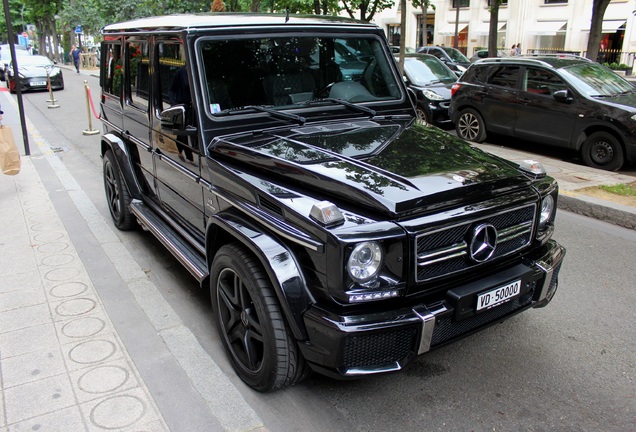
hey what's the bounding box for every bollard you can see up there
[82,81,99,135]
[46,72,60,109]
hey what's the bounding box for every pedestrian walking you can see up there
[71,45,81,74]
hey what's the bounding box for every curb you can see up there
[559,191,636,230]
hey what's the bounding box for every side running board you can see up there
[130,200,208,283]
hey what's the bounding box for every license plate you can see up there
[31,81,46,86]
[476,280,521,311]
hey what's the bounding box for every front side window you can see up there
[156,42,189,112]
[198,35,401,115]
[524,67,568,95]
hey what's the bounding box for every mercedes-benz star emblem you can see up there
[469,223,498,263]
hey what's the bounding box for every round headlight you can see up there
[347,241,383,284]
[539,195,555,228]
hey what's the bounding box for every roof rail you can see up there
[521,53,592,62]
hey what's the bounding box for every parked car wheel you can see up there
[210,243,308,392]
[456,108,487,142]
[416,106,430,125]
[581,131,624,171]
[103,150,135,230]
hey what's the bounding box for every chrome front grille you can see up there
[416,204,536,282]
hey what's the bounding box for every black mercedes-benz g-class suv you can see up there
[99,13,565,392]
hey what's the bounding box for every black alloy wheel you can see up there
[581,131,624,171]
[210,244,308,392]
[103,150,135,230]
[456,108,487,143]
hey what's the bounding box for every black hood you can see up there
[213,120,531,217]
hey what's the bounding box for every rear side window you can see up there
[485,65,519,88]
[102,42,122,97]
[127,40,150,110]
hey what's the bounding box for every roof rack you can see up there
[520,53,591,62]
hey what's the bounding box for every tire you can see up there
[210,243,308,392]
[416,106,430,125]
[581,131,624,171]
[456,108,487,143]
[103,150,135,230]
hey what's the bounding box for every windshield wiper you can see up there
[300,98,377,117]
[215,105,306,125]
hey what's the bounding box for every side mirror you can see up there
[160,105,197,136]
[553,89,573,103]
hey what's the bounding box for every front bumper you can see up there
[301,240,565,378]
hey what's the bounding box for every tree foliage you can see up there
[341,0,393,22]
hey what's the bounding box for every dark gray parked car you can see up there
[450,55,636,171]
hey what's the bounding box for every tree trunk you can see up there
[586,0,611,62]
[488,1,500,57]
[398,0,406,75]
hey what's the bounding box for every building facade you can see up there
[372,0,636,66]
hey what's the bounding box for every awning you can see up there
[438,23,469,36]
[529,21,567,36]
[602,20,626,33]
[473,22,507,36]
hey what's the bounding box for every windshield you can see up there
[443,47,470,63]
[561,63,634,97]
[404,57,457,85]
[199,36,401,115]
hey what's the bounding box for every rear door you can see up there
[478,65,520,135]
[514,66,578,147]
[121,37,156,195]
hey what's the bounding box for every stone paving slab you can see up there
[0,158,169,432]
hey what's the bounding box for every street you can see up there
[3,69,635,431]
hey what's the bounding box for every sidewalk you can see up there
[473,141,636,230]
[0,158,169,431]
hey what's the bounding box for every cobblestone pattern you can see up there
[0,158,169,432]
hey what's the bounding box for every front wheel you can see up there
[103,150,135,230]
[210,244,308,392]
[456,108,487,143]
[581,131,624,171]
[416,106,430,125]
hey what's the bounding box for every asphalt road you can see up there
[7,69,636,431]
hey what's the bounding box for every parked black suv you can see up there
[99,14,565,392]
[450,55,636,171]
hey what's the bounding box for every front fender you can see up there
[101,133,142,199]
[207,211,315,341]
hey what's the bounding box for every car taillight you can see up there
[451,83,461,96]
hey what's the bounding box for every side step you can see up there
[130,200,208,283]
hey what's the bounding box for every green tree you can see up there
[412,0,433,48]
[341,0,393,22]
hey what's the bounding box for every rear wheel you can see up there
[581,131,624,171]
[456,108,487,143]
[210,244,308,392]
[103,150,135,230]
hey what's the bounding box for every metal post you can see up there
[2,0,30,155]
[46,72,60,109]
[82,81,99,135]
